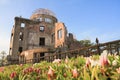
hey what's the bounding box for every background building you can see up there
[7,8,81,64]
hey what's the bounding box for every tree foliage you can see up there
[79,39,94,47]
[0,51,7,66]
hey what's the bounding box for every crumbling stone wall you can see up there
[7,8,82,64]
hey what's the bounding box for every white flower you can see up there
[101,50,108,57]
[112,60,117,66]
[85,57,100,67]
[91,60,100,67]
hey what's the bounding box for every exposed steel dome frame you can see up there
[32,8,56,18]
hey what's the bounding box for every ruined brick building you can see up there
[7,8,81,63]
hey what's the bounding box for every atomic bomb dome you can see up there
[7,8,81,64]
[32,8,56,17]
[30,8,57,21]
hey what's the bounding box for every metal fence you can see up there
[18,39,120,64]
[2,39,120,66]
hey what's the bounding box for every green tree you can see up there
[79,39,94,47]
[0,51,7,66]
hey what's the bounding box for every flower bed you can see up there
[0,52,120,80]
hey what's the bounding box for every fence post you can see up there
[96,38,100,55]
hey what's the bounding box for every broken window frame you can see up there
[36,17,42,22]
[45,18,52,23]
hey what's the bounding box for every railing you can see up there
[18,39,120,64]
[3,39,120,66]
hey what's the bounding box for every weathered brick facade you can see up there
[7,8,81,63]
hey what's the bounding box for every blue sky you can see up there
[0,0,120,54]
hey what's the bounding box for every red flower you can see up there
[10,72,17,78]
[35,68,41,74]
[28,67,34,72]
[23,67,34,74]
[72,69,78,78]
[23,69,28,74]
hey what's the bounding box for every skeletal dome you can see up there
[30,8,57,20]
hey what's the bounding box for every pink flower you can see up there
[99,55,109,66]
[53,59,61,64]
[48,66,54,80]
[72,69,78,78]
[99,50,109,67]
[86,58,91,67]
[0,67,4,72]
[10,72,17,78]
[65,58,68,64]
[20,64,23,66]
[116,67,120,74]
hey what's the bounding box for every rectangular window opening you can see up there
[21,23,25,27]
[19,32,23,41]
[19,47,23,53]
[51,33,55,43]
[40,53,44,60]
[39,37,45,46]
[40,26,45,32]
[57,29,62,40]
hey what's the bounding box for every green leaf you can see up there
[83,67,90,80]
